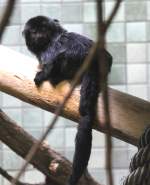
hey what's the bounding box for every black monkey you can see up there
[23,16,112,185]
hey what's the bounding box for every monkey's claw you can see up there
[34,72,44,86]
[34,77,42,86]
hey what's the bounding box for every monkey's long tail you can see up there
[68,67,100,185]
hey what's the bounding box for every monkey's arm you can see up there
[34,63,53,86]
[34,43,67,86]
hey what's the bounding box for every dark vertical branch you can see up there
[96,1,122,185]
[96,0,104,39]
[0,0,16,42]
[104,0,122,32]
[96,1,114,185]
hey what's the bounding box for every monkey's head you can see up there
[23,16,64,54]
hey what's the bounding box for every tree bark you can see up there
[0,109,100,185]
[0,45,150,146]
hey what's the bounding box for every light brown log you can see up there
[0,45,150,145]
[0,109,100,185]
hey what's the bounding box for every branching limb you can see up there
[0,109,100,185]
[96,1,122,185]
[104,0,122,32]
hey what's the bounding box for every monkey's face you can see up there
[23,16,54,54]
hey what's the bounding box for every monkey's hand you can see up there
[34,63,54,86]
[34,71,45,86]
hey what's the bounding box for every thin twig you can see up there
[102,2,123,183]
[11,43,99,185]
[0,0,16,42]
[104,0,122,33]
[96,1,114,185]
[96,1,122,185]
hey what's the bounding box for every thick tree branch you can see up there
[0,45,150,146]
[0,109,99,185]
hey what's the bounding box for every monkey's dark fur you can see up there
[23,16,112,185]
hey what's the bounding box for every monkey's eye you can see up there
[54,19,59,22]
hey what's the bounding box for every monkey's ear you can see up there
[22,23,30,37]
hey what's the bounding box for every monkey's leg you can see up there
[68,71,100,185]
